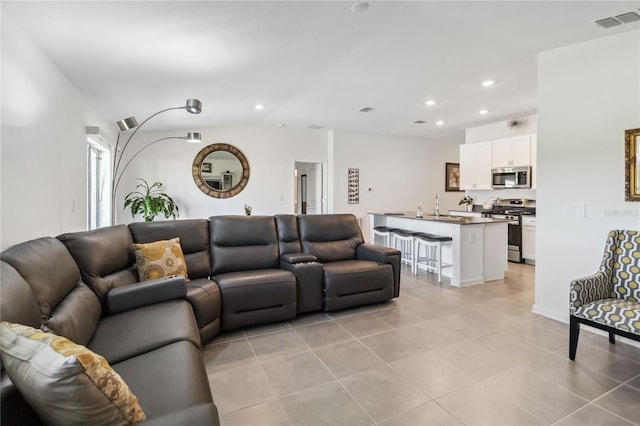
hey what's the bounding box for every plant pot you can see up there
[465,204,473,212]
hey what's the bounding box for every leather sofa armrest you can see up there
[141,403,220,426]
[107,275,187,314]
[281,253,318,264]
[357,243,400,263]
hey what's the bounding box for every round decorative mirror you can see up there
[192,143,250,198]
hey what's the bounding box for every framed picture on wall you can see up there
[202,162,212,173]
[445,162,462,192]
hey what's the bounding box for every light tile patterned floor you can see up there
[204,263,640,426]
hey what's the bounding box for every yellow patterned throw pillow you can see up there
[133,237,189,281]
[0,321,146,425]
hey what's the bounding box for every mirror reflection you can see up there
[192,143,250,199]
[201,151,243,191]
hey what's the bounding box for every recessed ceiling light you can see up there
[425,100,436,106]
[436,120,445,126]
[479,109,489,115]
[277,123,286,127]
[414,120,427,124]
[254,104,265,110]
[482,80,495,87]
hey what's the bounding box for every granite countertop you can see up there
[370,212,509,225]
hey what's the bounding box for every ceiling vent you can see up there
[413,120,427,124]
[596,10,640,28]
[358,107,374,112]
[306,125,324,130]
[615,11,640,23]
[595,17,622,28]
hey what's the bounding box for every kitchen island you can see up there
[368,212,508,287]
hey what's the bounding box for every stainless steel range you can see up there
[481,199,536,263]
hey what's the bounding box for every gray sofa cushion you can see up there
[213,269,296,330]
[0,238,101,346]
[58,225,138,307]
[275,214,302,255]
[113,341,214,420]
[323,260,394,311]
[297,214,363,262]
[88,300,200,364]
[209,216,279,274]
[0,262,41,329]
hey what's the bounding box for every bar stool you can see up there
[372,226,399,248]
[393,229,421,269]
[413,233,453,283]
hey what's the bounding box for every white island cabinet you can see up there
[369,212,508,287]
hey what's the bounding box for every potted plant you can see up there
[124,178,179,222]
[244,204,253,216]
[459,195,474,212]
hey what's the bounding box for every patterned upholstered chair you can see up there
[569,230,640,360]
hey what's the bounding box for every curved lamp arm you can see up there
[113,133,200,197]
[110,99,202,225]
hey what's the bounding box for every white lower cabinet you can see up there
[521,216,536,263]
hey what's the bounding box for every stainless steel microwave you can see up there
[491,166,531,189]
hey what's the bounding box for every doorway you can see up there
[294,162,323,215]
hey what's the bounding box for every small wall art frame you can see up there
[625,128,640,201]
[348,168,359,204]
[445,162,462,192]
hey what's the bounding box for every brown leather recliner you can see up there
[297,214,401,311]
[128,219,222,343]
[0,237,218,425]
[209,215,297,330]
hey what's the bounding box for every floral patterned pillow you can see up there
[133,237,189,282]
[0,321,146,425]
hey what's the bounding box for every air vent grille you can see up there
[358,107,374,112]
[615,11,640,23]
[306,125,324,130]
[595,9,640,28]
[413,120,427,124]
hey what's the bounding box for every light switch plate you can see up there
[564,202,586,217]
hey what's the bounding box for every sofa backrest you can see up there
[297,214,363,262]
[275,214,302,255]
[0,262,42,329]
[602,230,640,302]
[129,219,211,279]
[0,238,101,346]
[57,225,137,309]
[209,216,279,275]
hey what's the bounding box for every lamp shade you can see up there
[186,132,202,143]
[185,99,202,114]
[117,116,139,131]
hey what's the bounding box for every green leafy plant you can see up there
[459,196,474,206]
[124,178,179,222]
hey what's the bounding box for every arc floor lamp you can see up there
[111,98,203,224]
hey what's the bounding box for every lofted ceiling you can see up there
[3,1,639,142]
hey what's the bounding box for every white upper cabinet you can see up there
[460,141,492,190]
[492,135,531,167]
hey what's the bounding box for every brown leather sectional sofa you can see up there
[0,213,400,425]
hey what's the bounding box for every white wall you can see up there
[1,20,114,249]
[464,114,537,204]
[115,126,328,223]
[330,130,462,238]
[534,30,640,322]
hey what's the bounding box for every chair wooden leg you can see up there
[569,316,580,360]
[609,332,616,344]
